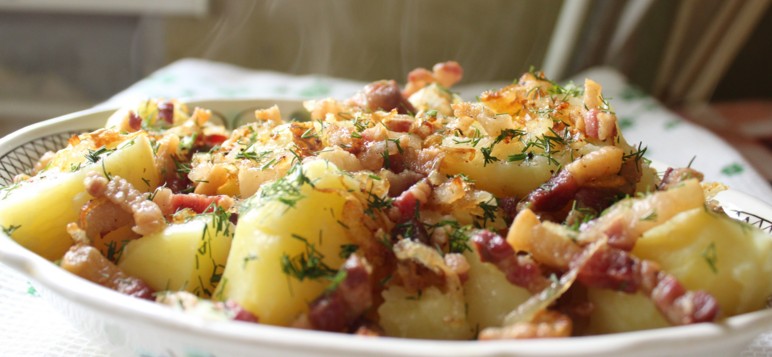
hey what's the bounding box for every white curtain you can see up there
[543,0,770,105]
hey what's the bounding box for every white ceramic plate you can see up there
[1,99,771,357]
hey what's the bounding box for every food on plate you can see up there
[1,61,770,340]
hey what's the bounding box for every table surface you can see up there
[1,58,771,356]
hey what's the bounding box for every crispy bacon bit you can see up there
[79,197,134,239]
[169,193,234,215]
[581,108,617,140]
[389,239,467,293]
[404,68,434,98]
[348,80,416,114]
[203,133,228,147]
[583,109,600,139]
[573,188,618,213]
[390,179,431,223]
[392,216,431,245]
[383,116,414,133]
[382,169,423,197]
[472,230,549,293]
[576,244,719,325]
[479,310,572,340]
[498,196,519,224]
[299,255,374,332]
[153,188,235,216]
[158,101,175,124]
[154,133,187,193]
[85,172,166,236]
[520,147,634,220]
[61,244,154,300]
[520,170,579,213]
[658,167,704,191]
[433,61,463,88]
[393,253,446,292]
[404,61,463,97]
[128,111,142,131]
[575,243,638,293]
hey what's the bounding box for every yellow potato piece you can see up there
[379,285,473,340]
[440,146,554,198]
[214,160,366,326]
[633,208,772,316]
[0,134,160,260]
[463,248,531,330]
[585,288,669,335]
[119,214,234,298]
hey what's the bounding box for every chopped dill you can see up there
[280,234,337,281]
[702,241,719,274]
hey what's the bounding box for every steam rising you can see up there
[168,0,562,84]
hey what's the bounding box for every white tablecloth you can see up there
[2,58,771,356]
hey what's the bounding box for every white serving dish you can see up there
[0,99,771,357]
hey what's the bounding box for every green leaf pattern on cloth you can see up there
[618,116,634,130]
[298,80,332,98]
[664,120,682,129]
[26,281,39,297]
[721,162,745,176]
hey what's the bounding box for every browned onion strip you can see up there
[501,239,605,326]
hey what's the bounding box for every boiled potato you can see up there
[379,285,474,340]
[214,159,368,325]
[463,248,532,330]
[0,134,159,260]
[585,288,669,334]
[440,145,555,198]
[118,213,233,298]
[633,208,772,316]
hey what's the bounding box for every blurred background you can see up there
[0,0,770,177]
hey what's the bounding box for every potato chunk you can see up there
[379,285,473,340]
[214,160,370,325]
[0,134,159,260]
[585,288,669,334]
[633,208,772,316]
[118,213,234,298]
[463,248,531,330]
[440,145,555,198]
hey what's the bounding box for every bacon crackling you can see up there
[84,172,166,236]
[389,239,470,293]
[575,244,719,325]
[390,179,432,224]
[403,61,463,97]
[294,255,374,332]
[518,146,632,220]
[475,225,719,326]
[472,230,550,293]
[347,80,416,115]
[151,187,234,216]
[61,244,154,300]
